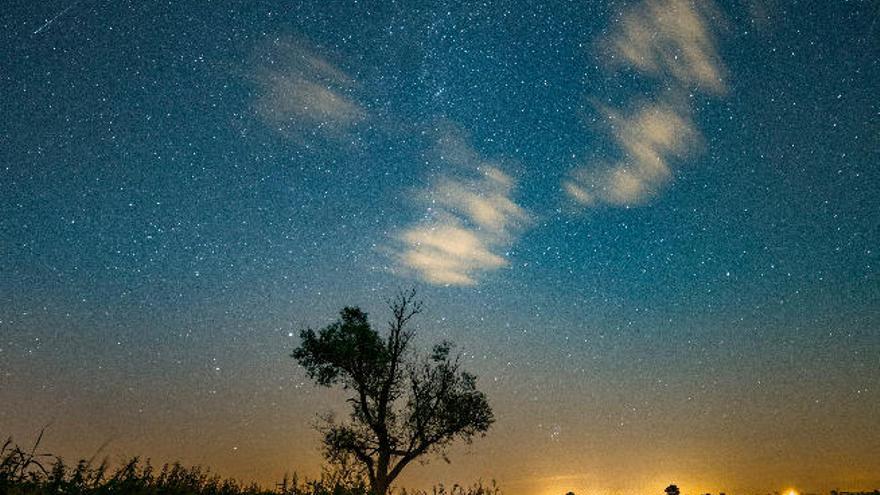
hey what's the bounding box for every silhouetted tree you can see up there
[666,485,681,495]
[292,289,494,495]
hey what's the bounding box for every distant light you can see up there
[785,488,799,495]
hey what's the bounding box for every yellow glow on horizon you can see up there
[784,488,799,495]
[535,484,575,495]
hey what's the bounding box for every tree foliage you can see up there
[292,289,494,495]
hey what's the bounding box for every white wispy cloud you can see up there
[391,132,530,286]
[565,0,726,209]
[254,38,366,143]
[564,98,699,207]
[603,0,727,94]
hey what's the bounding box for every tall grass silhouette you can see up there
[1,432,500,495]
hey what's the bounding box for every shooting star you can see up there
[33,3,76,35]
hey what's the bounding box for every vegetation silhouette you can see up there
[1,432,500,495]
[1,431,277,495]
[292,288,494,495]
[666,485,681,495]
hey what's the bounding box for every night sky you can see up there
[2,1,878,495]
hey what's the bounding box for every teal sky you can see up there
[1,1,878,494]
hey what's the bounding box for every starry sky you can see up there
[1,1,879,495]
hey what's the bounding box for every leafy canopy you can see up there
[292,290,493,495]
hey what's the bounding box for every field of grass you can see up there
[1,433,500,495]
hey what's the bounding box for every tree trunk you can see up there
[372,476,390,495]
[373,442,391,495]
